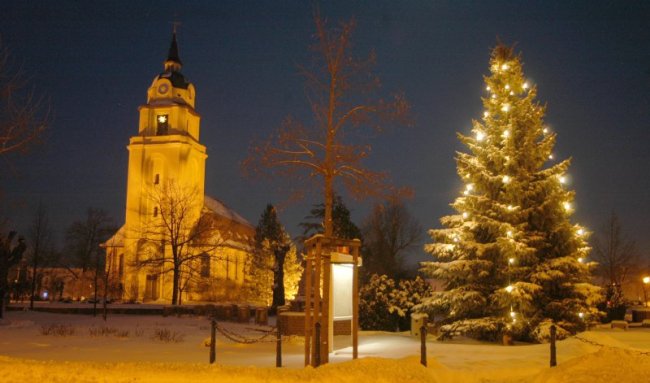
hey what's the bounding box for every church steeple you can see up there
[164,31,182,72]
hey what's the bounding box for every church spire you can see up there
[164,27,182,72]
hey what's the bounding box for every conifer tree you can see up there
[250,204,302,309]
[421,45,601,342]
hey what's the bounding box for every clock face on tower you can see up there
[158,83,169,95]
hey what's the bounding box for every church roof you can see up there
[102,225,125,247]
[203,196,253,228]
[159,31,190,89]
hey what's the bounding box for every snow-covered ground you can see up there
[1,310,650,382]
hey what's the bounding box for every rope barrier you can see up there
[212,321,278,344]
[570,334,650,356]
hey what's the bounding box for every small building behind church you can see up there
[103,32,255,304]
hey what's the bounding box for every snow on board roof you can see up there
[203,195,252,228]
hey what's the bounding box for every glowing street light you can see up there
[643,276,650,307]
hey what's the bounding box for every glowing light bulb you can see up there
[505,84,510,90]
[510,311,516,318]
[578,257,584,263]
[543,127,549,134]
[463,190,469,196]
[504,155,510,161]
[501,103,510,112]
[559,175,566,184]
[503,130,510,138]
[484,111,489,118]
[508,257,515,265]
[157,115,167,123]
[462,212,469,219]
[523,82,529,89]
[507,205,514,211]
[491,94,497,99]
[509,91,514,95]
[578,312,584,319]
[549,154,554,160]
[505,285,514,293]
[476,131,485,141]
[563,201,572,211]
[501,63,510,71]
[466,184,474,191]
[503,175,510,184]
[506,230,513,238]
[453,237,459,243]
[486,86,491,91]
[577,228,584,236]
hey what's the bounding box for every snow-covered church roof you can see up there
[203,195,253,228]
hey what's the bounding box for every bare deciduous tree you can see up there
[361,195,422,280]
[65,208,116,316]
[244,15,410,237]
[592,212,640,287]
[135,180,233,305]
[27,202,52,310]
[0,42,49,160]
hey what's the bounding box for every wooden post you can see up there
[314,322,321,367]
[352,239,359,359]
[304,255,312,367]
[420,325,427,367]
[550,324,557,367]
[312,240,322,365]
[276,319,282,367]
[322,245,331,363]
[209,319,216,364]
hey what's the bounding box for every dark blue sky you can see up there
[1,1,649,264]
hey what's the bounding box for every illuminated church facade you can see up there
[104,32,255,303]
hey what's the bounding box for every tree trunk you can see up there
[29,248,39,310]
[172,263,180,305]
[272,246,288,309]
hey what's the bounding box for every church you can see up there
[103,32,255,304]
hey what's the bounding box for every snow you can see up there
[2,310,650,382]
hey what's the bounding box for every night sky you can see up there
[1,1,649,265]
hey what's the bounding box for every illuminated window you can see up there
[156,114,169,135]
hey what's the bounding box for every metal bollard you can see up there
[276,320,282,367]
[209,319,216,364]
[550,324,557,367]
[420,325,427,367]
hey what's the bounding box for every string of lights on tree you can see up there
[421,45,600,341]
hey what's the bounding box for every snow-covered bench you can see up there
[642,319,650,328]
[611,320,628,330]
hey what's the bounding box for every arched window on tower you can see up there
[200,253,210,278]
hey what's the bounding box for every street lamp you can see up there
[642,276,650,307]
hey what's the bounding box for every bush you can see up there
[359,274,432,331]
[152,328,185,343]
[40,324,75,336]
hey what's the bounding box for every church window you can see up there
[154,174,160,185]
[200,253,210,278]
[156,114,169,135]
[153,206,158,217]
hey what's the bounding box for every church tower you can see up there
[104,30,255,304]
[122,31,207,301]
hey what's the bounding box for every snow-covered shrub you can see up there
[530,320,571,343]
[359,274,432,331]
[152,328,185,343]
[40,324,75,336]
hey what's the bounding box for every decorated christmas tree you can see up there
[420,45,601,342]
